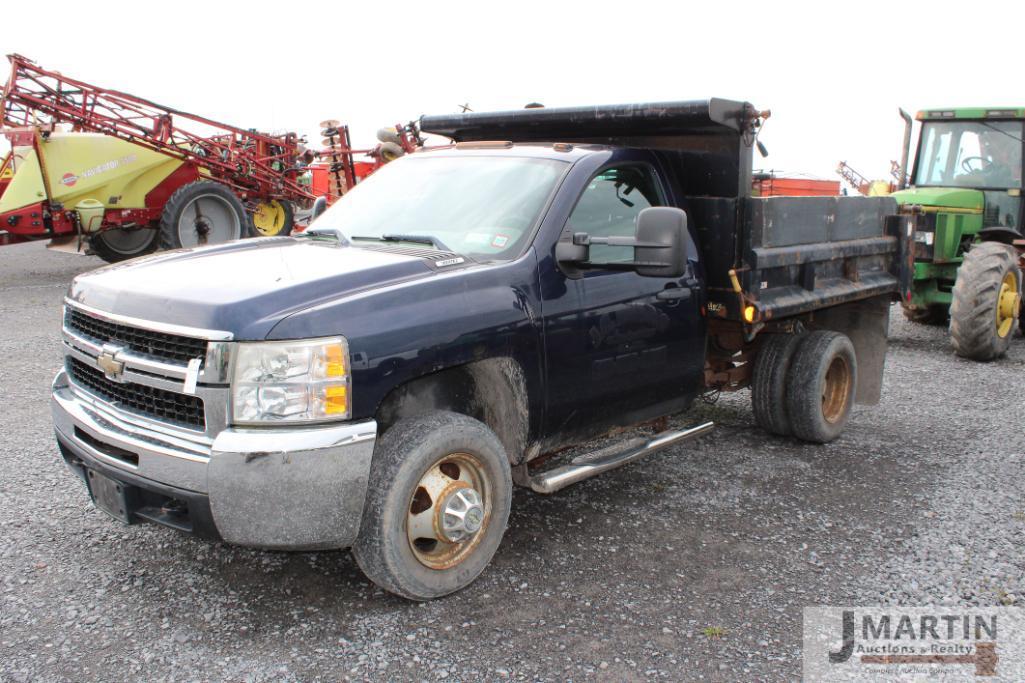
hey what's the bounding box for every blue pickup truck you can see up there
[51,100,915,599]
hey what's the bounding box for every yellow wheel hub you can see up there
[252,200,287,236]
[996,270,1020,339]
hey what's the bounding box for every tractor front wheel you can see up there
[159,181,247,251]
[949,242,1022,361]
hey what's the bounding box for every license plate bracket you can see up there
[86,469,132,524]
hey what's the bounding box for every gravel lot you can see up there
[1,240,1023,682]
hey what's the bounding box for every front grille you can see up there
[67,308,208,365]
[68,357,205,429]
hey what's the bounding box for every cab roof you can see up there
[917,108,1025,121]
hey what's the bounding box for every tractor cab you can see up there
[891,108,1024,358]
[897,111,1024,231]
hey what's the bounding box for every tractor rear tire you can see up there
[901,303,949,325]
[751,333,804,436]
[159,181,247,251]
[949,242,1022,361]
[89,228,160,263]
[785,331,857,444]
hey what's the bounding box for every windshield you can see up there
[914,120,1024,189]
[309,154,567,260]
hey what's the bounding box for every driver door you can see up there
[539,159,705,442]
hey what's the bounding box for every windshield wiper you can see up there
[352,233,454,252]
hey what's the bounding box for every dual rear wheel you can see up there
[751,330,857,443]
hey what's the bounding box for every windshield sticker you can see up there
[491,235,510,248]
[464,233,491,245]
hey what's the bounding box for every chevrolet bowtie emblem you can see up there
[97,350,125,381]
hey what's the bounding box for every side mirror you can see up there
[311,196,329,220]
[556,207,689,278]
[634,206,688,278]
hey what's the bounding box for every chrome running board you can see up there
[529,421,714,494]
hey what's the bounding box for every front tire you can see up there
[352,412,512,601]
[159,180,247,250]
[949,241,1021,361]
[785,331,857,444]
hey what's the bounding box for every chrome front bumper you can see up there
[52,369,377,550]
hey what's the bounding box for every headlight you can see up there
[231,337,350,425]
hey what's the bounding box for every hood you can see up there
[890,187,984,211]
[67,238,436,339]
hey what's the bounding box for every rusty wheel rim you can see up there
[996,271,1020,339]
[406,452,492,571]
[821,355,852,424]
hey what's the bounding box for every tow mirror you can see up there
[556,207,689,278]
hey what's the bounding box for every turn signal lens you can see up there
[323,385,348,415]
[743,305,757,323]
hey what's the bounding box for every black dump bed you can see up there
[422,99,914,324]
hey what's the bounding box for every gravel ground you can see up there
[1,240,1023,682]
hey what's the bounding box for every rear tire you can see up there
[89,228,159,263]
[251,199,294,237]
[751,333,804,436]
[352,411,512,601]
[785,331,857,444]
[949,242,1021,361]
[158,181,247,250]
[901,303,948,325]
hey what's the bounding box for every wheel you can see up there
[89,228,159,263]
[900,302,949,325]
[352,411,512,601]
[949,241,1022,361]
[379,141,405,162]
[376,127,402,145]
[158,181,247,250]
[251,199,294,237]
[785,331,857,444]
[751,333,804,436]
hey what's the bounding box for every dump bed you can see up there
[690,195,913,323]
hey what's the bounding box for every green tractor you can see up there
[893,107,1024,360]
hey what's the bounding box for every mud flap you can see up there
[808,294,890,405]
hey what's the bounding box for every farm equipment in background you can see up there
[0,54,322,261]
[836,160,896,197]
[751,171,839,197]
[306,120,421,218]
[0,54,422,261]
[892,107,1024,360]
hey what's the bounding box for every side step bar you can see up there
[529,421,714,494]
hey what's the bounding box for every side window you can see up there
[566,165,663,263]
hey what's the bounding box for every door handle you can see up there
[656,287,691,302]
